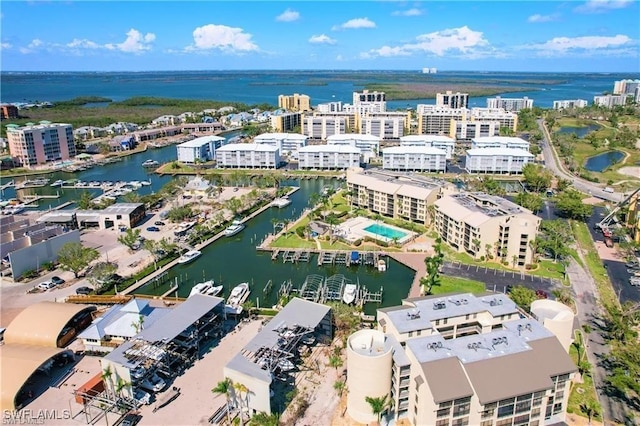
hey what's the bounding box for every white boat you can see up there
[142,159,159,168]
[225,282,250,313]
[224,220,245,237]
[189,280,223,297]
[50,179,65,187]
[174,221,197,236]
[271,197,291,208]
[342,284,357,304]
[178,250,201,264]
[377,259,387,272]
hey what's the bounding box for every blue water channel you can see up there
[584,150,625,172]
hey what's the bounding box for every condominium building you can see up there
[215,143,280,169]
[326,134,380,162]
[277,93,311,112]
[6,122,75,167]
[270,112,302,132]
[346,168,450,224]
[350,90,387,115]
[176,135,226,163]
[346,292,576,425]
[465,148,533,174]
[360,112,409,139]
[302,113,354,139]
[453,120,501,142]
[434,192,540,264]
[400,135,455,159]
[436,91,469,109]
[254,132,307,158]
[470,108,518,133]
[552,99,588,110]
[382,146,447,172]
[613,79,640,95]
[1,104,19,119]
[593,94,629,108]
[486,96,533,112]
[297,145,360,170]
[416,106,517,138]
[316,101,343,113]
[471,136,529,151]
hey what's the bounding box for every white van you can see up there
[603,187,614,193]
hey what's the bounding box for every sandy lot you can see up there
[617,166,640,179]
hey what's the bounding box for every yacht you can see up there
[189,280,223,297]
[142,159,159,168]
[342,284,357,304]
[377,259,387,272]
[174,221,197,236]
[50,179,65,187]
[271,197,292,208]
[177,250,201,264]
[225,282,250,314]
[224,219,245,237]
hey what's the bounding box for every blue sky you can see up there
[1,1,639,72]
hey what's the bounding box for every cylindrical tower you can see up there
[346,329,392,424]
[531,299,575,352]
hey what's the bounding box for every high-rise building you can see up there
[613,79,640,95]
[486,96,533,112]
[436,91,469,109]
[277,93,311,112]
[552,100,588,110]
[6,122,76,167]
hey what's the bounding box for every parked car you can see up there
[120,413,141,426]
[146,226,160,232]
[535,289,548,299]
[38,281,55,291]
[75,286,92,295]
[50,276,65,286]
[154,221,165,226]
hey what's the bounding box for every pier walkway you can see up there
[387,252,428,297]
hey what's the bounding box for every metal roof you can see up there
[177,135,226,148]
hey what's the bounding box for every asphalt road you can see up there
[537,119,624,203]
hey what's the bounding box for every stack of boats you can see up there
[189,279,223,298]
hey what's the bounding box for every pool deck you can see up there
[335,217,416,244]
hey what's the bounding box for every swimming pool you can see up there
[364,223,408,240]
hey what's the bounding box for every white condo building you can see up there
[215,143,280,169]
[471,136,530,151]
[176,135,226,163]
[416,106,518,138]
[465,148,533,174]
[254,132,307,158]
[453,120,501,142]
[436,91,469,109]
[302,114,352,139]
[360,113,407,139]
[486,96,533,112]
[400,135,455,159]
[327,134,380,162]
[552,100,588,110]
[316,102,343,113]
[382,146,447,172]
[593,94,628,108]
[297,145,361,170]
[613,79,640,95]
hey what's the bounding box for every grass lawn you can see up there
[270,234,316,249]
[571,221,619,308]
[433,276,486,295]
[567,343,602,421]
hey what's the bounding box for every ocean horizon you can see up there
[2,70,639,109]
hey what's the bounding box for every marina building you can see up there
[302,114,353,139]
[215,143,280,169]
[297,145,361,170]
[270,111,302,132]
[6,122,76,167]
[277,93,311,112]
[465,148,534,174]
[552,99,588,110]
[433,192,540,264]
[345,293,576,425]
[382,146,447,172]
[254,132,308,158]
[346,168,451,224]
[593,94,628,108]
[36,203,146,231]
[399,135,455,159]
[436,91,469,109]
[326,134,380,162]
[452,120,501,142]
[176,135,227,163]
[471,136,530,151]
[486,96,533,112]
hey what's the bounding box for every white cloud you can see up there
[308,34,336,45]
[67,38,101,49]
[105,29,155,53]
[364,26,491,58]
[574,0,633,13]
[332,17,376,31]
[29,39,43,48]
[188,24,258,52]
[524,34,635,56]
[0,42,12,50]
[276,8,300,22]
[527,13,558,23]
[336,54,343,61]
[392,8,423,16]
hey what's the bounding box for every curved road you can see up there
[537,119,624,203]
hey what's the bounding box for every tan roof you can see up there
[422,357,474,403]
[4,302,94,347]
[0,344,68,410]
[464,337,576,404]
[397,184,433,200]
[350,173,401,195]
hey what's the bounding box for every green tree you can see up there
[364,395,391,424]
[328,354,343,372]
[514,192,544,213]
[555,190,593,220]
[225,197,243,216]
[117,228,141,251]
[57,241,99,278]
[248,412,280,426]
[333,380,346,397]
[522,163,553,193]
[421,238,444,295]
[76,191,95,210]
[167,205,194,222]
[580,401,600,425]
[539,220,572,261]
[508,286,536,312]
[212,378,233,426]
[234,382,250,425]
[87,261,118,291]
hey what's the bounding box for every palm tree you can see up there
[471,238,481,257]
[131,314,144,334]
[115,375,131,401]
[512,255,519,269]
[271,217,280,235]
[333,380,346,397]
[234,382,250,425]
[212,378,233,425]
[328,354,343,372]
[580,401,600,425]
[365,394,391,424]
[248,412,280,426]
[101,365,115,400]
[485,243,493,260]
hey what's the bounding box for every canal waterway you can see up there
[584,150,625,172]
